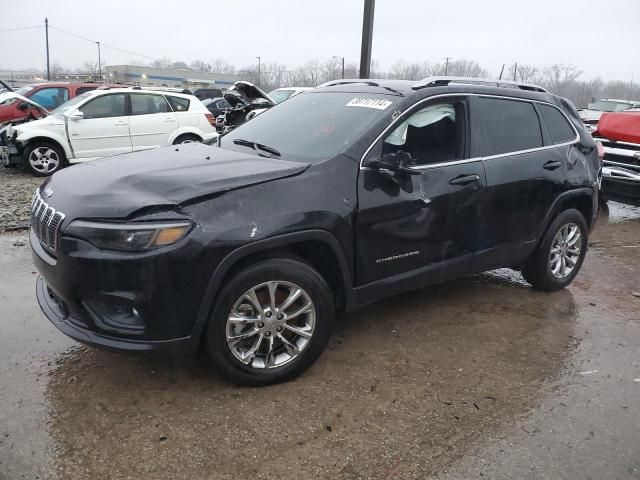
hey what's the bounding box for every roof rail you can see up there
[412,76,549,93]
[318,79,381,88]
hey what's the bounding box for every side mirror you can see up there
[17,101,29,111]
[367,151,423,176]
[68,110,84,121]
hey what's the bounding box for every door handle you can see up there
[449,174,480,186]
[114,121,128,126]
[163,118,176,122]
[543,160,562,170]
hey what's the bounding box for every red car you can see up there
[0,82,120,124]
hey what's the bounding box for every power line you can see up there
[48,24,159,61]
[0,25,43,33]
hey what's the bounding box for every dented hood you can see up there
[44,143,308,220]
[0,91,48,112]
[230,81,275,107]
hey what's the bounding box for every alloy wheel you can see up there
[29,147,59,173]
[225,281,316,369]
[549,222,582,279]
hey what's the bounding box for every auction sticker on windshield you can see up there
[346,98,393,110]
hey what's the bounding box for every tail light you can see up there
[596,141,605,162]
[205,113,216,126]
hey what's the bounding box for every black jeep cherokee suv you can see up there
[31,77,600,386]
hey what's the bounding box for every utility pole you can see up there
[498,64,505,80]
[444,57,453,76]
[341,56,345,79]
[513,62,518,81]
[45,18,50,81]
[96,41,102,81]
[359,0,375,79]
[256,56,261,87]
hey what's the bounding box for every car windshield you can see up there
[221,91,397,162]
[588,100,633,112]
[269,89,295,103]
[50,92,92,115]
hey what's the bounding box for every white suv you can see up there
[1,88,218,175]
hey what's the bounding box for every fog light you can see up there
[84,300,145,335]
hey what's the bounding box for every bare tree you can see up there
[210,58,236,75]
[508,63,538,83]
[81,61,100,81]
[540,64,582,94]
[190,60,212,72]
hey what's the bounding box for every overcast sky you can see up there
[1,0,639,82]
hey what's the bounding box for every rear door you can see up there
[128,93,178,150]
[470,96,568,271]
[68,93,132,159]
[357,96,486,287]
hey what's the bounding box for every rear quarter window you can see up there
[167,96,190,112]
[474,97,542,157]
[538,104,577,145]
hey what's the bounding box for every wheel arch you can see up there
[192,230,354,345]
[539,188,596,242]
[169,128,203,145]
[19,135,70,161]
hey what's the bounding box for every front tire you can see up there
[522,209,588,291]
[205,258,335,386]
[24,141,66,176]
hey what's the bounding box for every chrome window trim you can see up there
[358,92,581,171]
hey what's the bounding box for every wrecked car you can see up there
[579,98,640,132]
[215,81,275,133]
[1,88,217,176]
[32,77,599,386]
[595,111,640,206]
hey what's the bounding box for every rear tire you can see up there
[522,209,588,291]
[23,141,66,176]
[173,134,201,145]
[205,258,335,386]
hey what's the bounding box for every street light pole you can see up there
[333,56,345,80]
[444,57,452,76]
[359,0,375,78]
[97,41,102,81]
[256,56,261,87]
[45,18,50,81]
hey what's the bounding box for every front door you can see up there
[356,96,485,287]
[128,93,178,151]
[69,93,132,159]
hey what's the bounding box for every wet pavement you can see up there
[1,203,639,479]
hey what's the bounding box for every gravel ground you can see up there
[0,166,43,232]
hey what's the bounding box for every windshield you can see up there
[269,89,295,103]
[51,92,92,115]
[221,91,397,162]
[588,100,633,112]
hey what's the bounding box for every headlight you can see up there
[65,220,192,251]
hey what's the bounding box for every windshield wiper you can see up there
[232,138,281,158]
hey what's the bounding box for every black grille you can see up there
[31,190,65,255]
[603,153,640,169]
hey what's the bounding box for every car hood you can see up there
[230,81,275,107]
[44,143,309,220]
[0,91,47,111]
[578,109,604,122]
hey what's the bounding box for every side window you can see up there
[166,96,190,112]
[474,97,542,157]
[76,86,98,95]
[538,104,576,145]
[29,87,69,109]
[382,100,465,165]
[79,94,126,119]
[216,100,230,109]
[130,94,171,115]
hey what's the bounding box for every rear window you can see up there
[474,97,542,157]
[166,96,190,112]
[76,86,98,95]
[538,104,576,145]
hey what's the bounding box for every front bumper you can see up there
[601,161,640,206]
[37,276,195,355]
[31,225,218,356]
[0,144,21,167]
